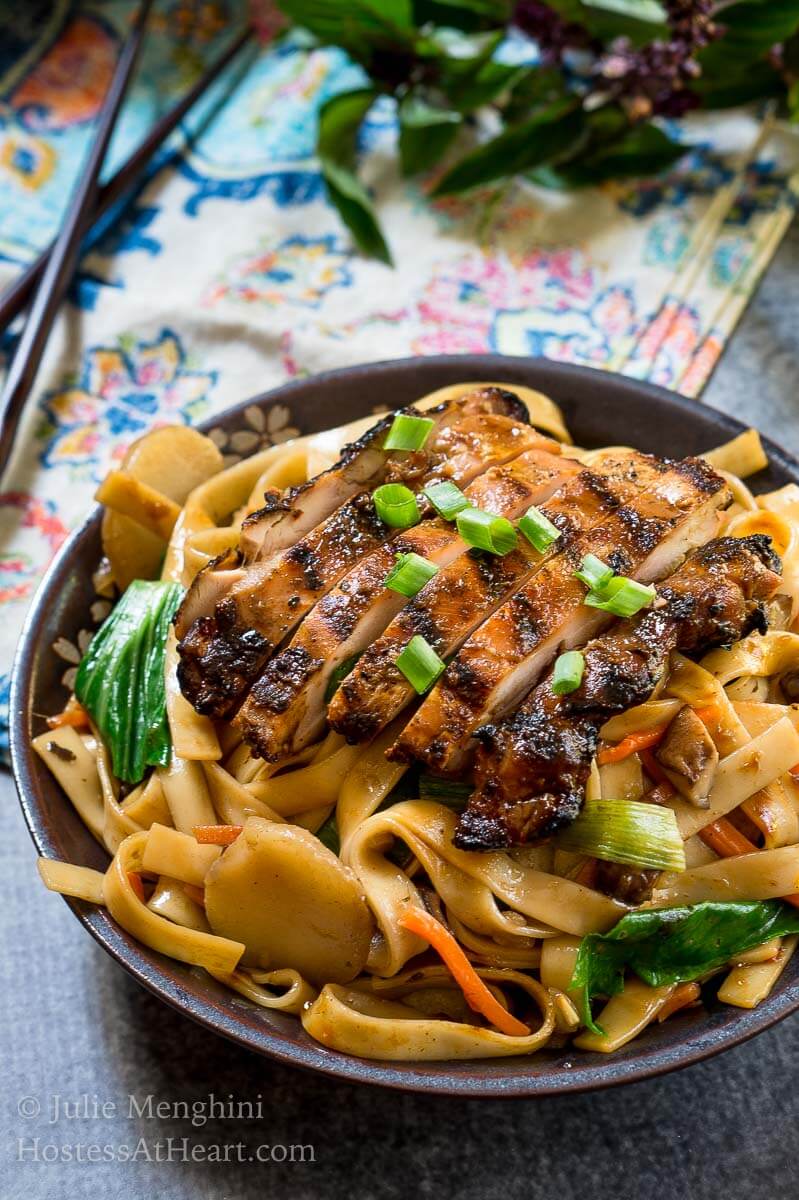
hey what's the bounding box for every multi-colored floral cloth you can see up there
[1,1,798,754]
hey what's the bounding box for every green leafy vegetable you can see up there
[316,811,341,854]
[432,98,583,196]
[317,87,392,264]
[274,0,798,258]
[571,900,799,1033]
[75,580,183,784]
[398,93,462,175]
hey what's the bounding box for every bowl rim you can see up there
[10,354,799,1097]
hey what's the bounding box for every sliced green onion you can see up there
[575,553,614,593]
[324,653,361,703]
[383,413,434,451]
[584,576,656,618]
[556,799,686,871]
[423,479,470,520]
[551,650,585,695]
[384,551,439,597]
[373,483,420,529]
[396,635,446,695]
[456,507,518,555]
[418,774,472,810]
[518,505,561,553]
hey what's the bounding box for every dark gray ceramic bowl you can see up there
[10,356,799,1096]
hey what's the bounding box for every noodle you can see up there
[32,387,799,1063]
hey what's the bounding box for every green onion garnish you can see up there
[575,553,614,592]
[75,579,183,784]
[373,483,420,529]
[424,479,470,520]
[584,576,656,618]
[555,798,686,872]
[395,635,446,695]
[383,413,434,452]
[456,507,518,555]
[518,505,561,553]
[384,551,439,597]
[551,650,585,695]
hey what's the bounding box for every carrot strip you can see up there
[47,698,90,730]
[193,824,243,846]
[789,764,799,781]
[639,747,670,787]
[657,981,701,1022]
[127,872,146,903]
[597,723,670,765]
[183,883,206,907]
[699,818,757,858]
[693,703,720,726]
[699,818,799,908]
[399,908,530,1037]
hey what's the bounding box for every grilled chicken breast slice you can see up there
[239,386,529,562]
[176,414,558,718]
[457,534,782,850]
[328,454,655,744]
[234,448,583,760]
[389,455,730,774]
[175,386,530,639]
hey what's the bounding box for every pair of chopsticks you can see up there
[0,4,255,480]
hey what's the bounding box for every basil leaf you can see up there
[399,93,462,175]
[317,88,392,263]
[531,121,685,189]
[277,0,414,65]
[572,900,799,1034]
[432,98,582,195]
[75,580,183,784]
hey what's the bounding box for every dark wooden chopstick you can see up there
[0,24,253,334]
[0,1,157,479]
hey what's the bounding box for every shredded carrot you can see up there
[47,698,90,730]
[699,818,757,858]
[693,703,720,726]
[127,872,146,903]
[657,981,701,1022]
[597,722,670,765]
[639,747,670,787]
[193,824,243,846]
[183,883,206,907]
[399,907,530,1037]
[699,818,799,908]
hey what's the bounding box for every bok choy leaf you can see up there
[571,900,799,1033]
[75,579,183,784]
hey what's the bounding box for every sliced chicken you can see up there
[234,448,583,760]
[456,534,781,849]
[389,455,730,774]
[176,412,558,717]
[239,386,529,562]
[328,453,658,744]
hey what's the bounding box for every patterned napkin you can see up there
[1,1,798,754]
